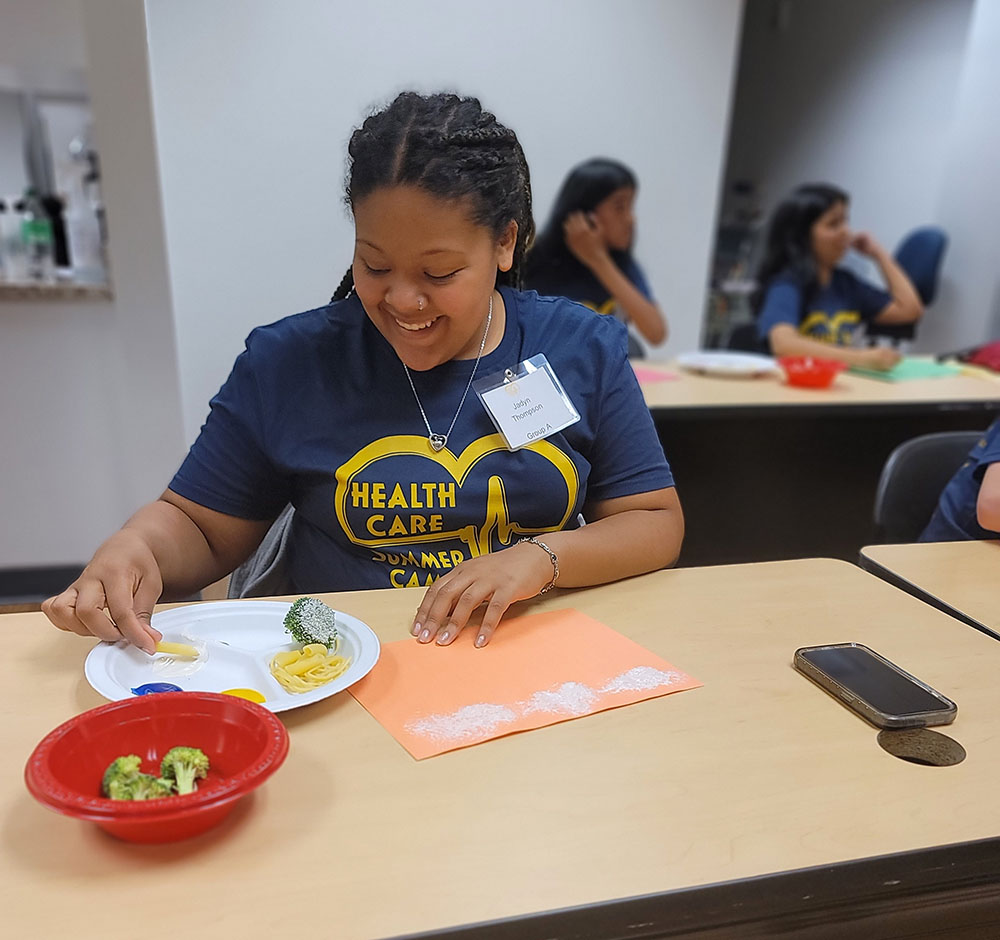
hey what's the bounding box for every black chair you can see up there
[873,431,980,542]
[868,226,948,344]
[726,322,766,354]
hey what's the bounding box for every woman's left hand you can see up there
[410,542,554,648]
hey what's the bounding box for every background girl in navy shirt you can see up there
[755,183,922,369]
[524,158,667,356]
[42,94,683,653]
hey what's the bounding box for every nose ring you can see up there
[417,297,425,311]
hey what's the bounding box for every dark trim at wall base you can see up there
[0,565,85,601]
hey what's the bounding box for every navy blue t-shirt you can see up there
[920,419,1000,541]
[756,268,891,346]
[524,255,653,356]
[170,287,673,593]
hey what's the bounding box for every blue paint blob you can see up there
[130,682,183,696]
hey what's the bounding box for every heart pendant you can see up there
[429,433,448,452]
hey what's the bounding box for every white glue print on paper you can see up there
[407,704,518,742]
[405,666,685,744]
[599,666,685,693]
[522,681,598,716]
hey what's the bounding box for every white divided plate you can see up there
[676,350,778,377]
[84,600,380,714]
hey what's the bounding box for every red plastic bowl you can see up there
[778,355,847,389]
[24,692,288,843]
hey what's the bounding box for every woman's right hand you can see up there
[42,529,164,654]
[856,346,902,371]
[563,211,610,270]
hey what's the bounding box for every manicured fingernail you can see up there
[419,629,431,642]
[475,634,487,648]
[437,630,450,644]
[141,643,156,655]
[411,621,421,636]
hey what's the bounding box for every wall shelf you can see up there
[0,281,113,301]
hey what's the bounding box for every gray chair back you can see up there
[227,504,295,598]
[873,431,981,542]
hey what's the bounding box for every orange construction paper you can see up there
[348,608,702,759]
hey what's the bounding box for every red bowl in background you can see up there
[778,355,847,389]
[24,692,288,843]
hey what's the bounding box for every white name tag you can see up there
[474,354,581,451]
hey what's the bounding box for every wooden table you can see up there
[5,559,1000,938]
[861,540,1000,639]
[637,363,1000,567]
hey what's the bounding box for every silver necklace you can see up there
[403,294,493,452]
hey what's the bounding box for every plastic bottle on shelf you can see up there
[64,196,105,282]
[21,188,55,282]
[0,197,28,282]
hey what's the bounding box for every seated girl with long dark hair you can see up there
[755,183,922,370]
[524,158,667,356]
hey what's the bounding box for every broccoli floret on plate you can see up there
[284,596,340,647]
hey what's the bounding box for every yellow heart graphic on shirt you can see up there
[334,433,579,558]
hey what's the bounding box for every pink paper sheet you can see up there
[349,608,701,759]
[632,366,680,382]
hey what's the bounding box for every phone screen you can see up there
[799,646,950,716]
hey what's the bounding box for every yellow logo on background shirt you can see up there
[581,299,617,316]
[799,309,861,344]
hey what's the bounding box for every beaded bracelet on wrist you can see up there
[518,536,559,594]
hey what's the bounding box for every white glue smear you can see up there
[407,704,517,743]
[599,666,684,694]
[522,681,598,716]
[151,634,208,678]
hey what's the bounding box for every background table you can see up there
[861,540,1000,638]
[638,364,1000,566]
[5,559,1000,938]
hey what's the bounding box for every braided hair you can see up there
[331,92,534,302]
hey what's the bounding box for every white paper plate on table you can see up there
[676,350,778,378]
[84,600,380,714]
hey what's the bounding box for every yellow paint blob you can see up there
[221,687,267,704]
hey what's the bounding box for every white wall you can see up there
[724,0,973,249]
[143,0,744,441]
[922,0,1000,351]
[1,0,743,568]
[721,0,994,349]
[0,0,185,568]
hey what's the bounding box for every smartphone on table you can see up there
[793,643,957,729]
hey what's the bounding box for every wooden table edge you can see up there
[858,547,999,641]
[395,836,1000,940]
[647,398,1000,420]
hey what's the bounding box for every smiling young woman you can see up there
[42,92,683,653]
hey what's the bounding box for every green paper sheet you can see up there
[850,357,962,382]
